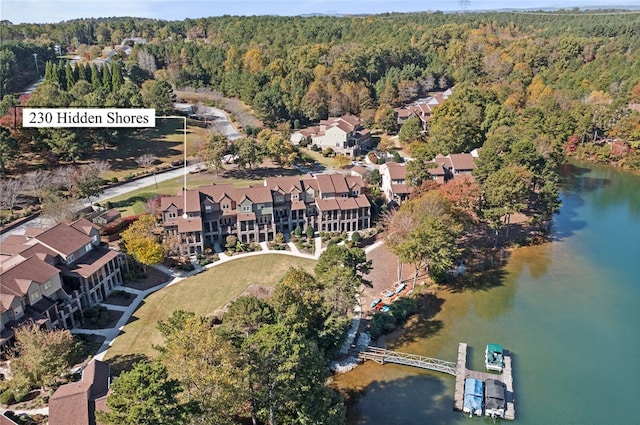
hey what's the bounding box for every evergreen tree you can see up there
[111,60,124,91]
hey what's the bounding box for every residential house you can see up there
[0,219,129,350]
[291,115,371,157]
[379,163,412,206]
[49,359,110,425]
[394,88,454,130]
[159,173,371,255]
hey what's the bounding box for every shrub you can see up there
[310,144,320,152]
[294,225,303,237]
[305,225,315,240]
[369,312,397,338]
[225,235,238,251]
[377,157,386,165]
[97,318,108,328]
[389,297,418,320]
[275,232,285,244]
[322,147,335,157]
[84,307,99,318]
[0,390,15,405]
[351,231,361,243]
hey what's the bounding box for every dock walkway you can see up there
[358,343,515,420]
[453,343,515,420]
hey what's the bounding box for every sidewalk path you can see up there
[74,233,382,361]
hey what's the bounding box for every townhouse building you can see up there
[0,219,128,350]
[160,173,371,255]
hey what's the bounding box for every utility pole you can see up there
[33,53,39,75]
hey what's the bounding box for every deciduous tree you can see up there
[8,324,80,391]
[120,214,164,270]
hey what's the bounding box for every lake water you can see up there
[334,161,640,425]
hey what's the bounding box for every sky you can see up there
[1,0,638,24]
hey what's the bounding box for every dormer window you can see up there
[85,244,92,253]
[205,205,212,211]
[222,203,230,210]
[342,193,348,198]
[168,212,177,219]
[92,234,99,243]
[242,205,251,212]
[67,254,75,264]
[292,194,298,201]
[29,290,41,303]
[275,195,284,203]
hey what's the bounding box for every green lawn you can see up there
[93,119,209,181]
[104,254,316,359]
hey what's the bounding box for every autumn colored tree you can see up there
[156,311,245,425]
[9,323,81,391]
[120,214,165,270]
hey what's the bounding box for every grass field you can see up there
[94,118,210,181]
[104,254,316,359]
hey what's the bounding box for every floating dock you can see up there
[453,342,515,420]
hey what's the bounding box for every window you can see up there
[168,212,177,219]
[85,244,92,252]
[243,205,251,212]
[13,305,22,317]
[222,203,230,210]
[275,195,284,203]
[342,193,348,198]
[29,290,41,303]
[67,254,75,264]
[92,234,99,243]
[205,205,212,211]
[292,194,298,201]
[43,280,53,291]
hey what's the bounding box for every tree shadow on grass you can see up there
[108,193,156,209]
[107,353,150,377]
[223,167,301,180]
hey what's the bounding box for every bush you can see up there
[389,297,418,320]
[377,157,386,165]
[310,144,320,152]
[84,307,99,318]
[351,231,361,243]
[294,225,303,237]
[369,312,397,338]
[305,225,315,240]
[322,147,335,157]
[12,388,29,403]
[0,390,15,405]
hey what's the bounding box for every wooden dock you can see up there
[453,343,515,420]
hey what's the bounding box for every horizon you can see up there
[2,0,639,25]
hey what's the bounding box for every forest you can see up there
[1,10,640,424]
